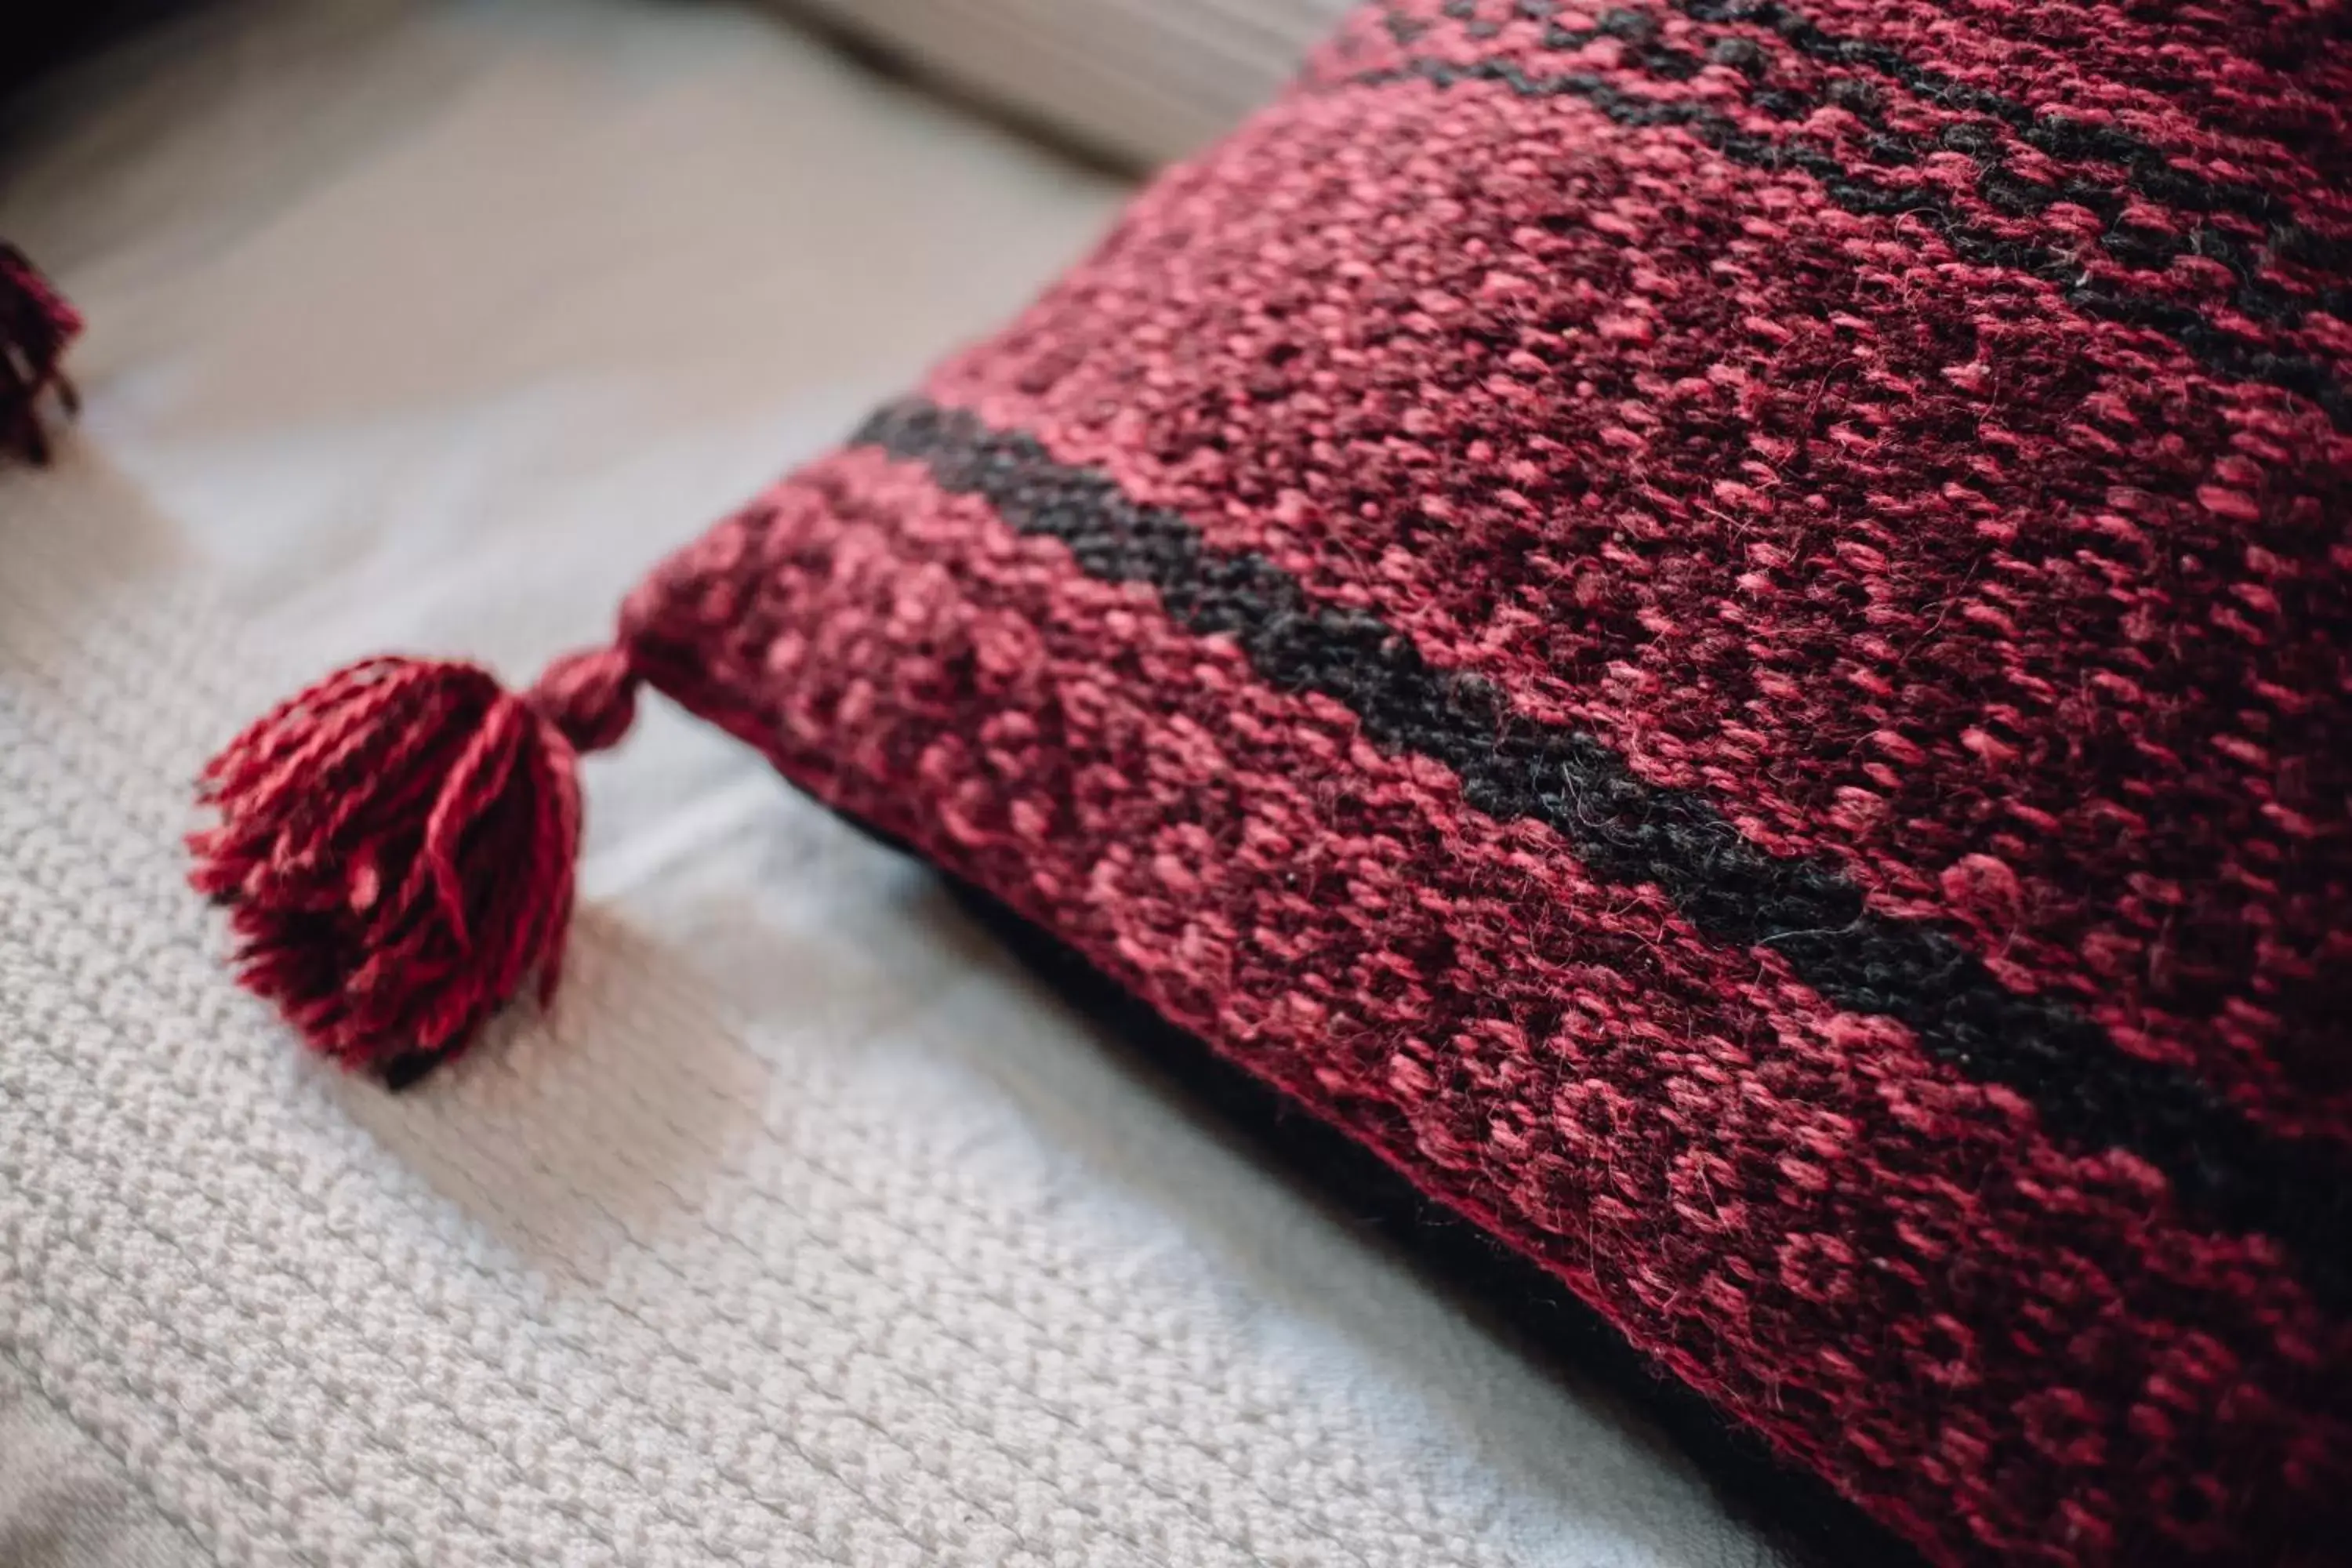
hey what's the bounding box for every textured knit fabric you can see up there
[613,4,2352,1566]
[0,1357,203,1568]
[0,3,1787,1566]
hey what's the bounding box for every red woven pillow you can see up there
[191,4,2350,1565]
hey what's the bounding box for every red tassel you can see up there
[0,241,82,464]
[189,648,639,1080]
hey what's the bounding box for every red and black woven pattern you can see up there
[623,4,2351,1563]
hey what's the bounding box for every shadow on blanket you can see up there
[328,911,775,1280]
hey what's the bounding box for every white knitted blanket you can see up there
[0,4,1780,1564]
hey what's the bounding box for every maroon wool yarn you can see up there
[193,4,2350,1565]
[190,652,633,1073]
[0,241,81,463]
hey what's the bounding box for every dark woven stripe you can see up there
[1388,2,2352,308]
[1668,0,2352,290]
[851,394,2352,1312]
[1339,49,2351,427]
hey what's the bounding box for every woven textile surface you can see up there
[0,3,1787,1566]
[612,2,2352,1565]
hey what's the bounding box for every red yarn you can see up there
[0,241,82,464]
[528,645,638,751]
[189,652,637,1075]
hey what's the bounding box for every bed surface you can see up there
[0,4,1784,1563]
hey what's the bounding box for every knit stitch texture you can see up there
[618,4,2352,1564]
